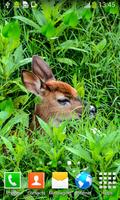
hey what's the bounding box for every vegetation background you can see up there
[0,0,120,199]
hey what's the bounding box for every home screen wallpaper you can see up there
[0,0,120,199]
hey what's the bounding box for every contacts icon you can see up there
[28,172,45,189]
[32,175,41,186]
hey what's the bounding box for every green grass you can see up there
[0,1,120,199]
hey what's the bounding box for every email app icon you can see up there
[52,172,68,189]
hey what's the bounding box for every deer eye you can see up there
[57,98,70,105]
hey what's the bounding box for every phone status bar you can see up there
[0,1,38,9]
[0,1,119,10]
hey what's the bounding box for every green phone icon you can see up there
[4,172,21,189]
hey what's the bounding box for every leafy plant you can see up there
[14,1,92,39]
[0,21,31,133]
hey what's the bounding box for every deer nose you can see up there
[84,101,96,118]
[89,105,96,118]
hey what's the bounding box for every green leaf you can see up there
[78,8,92,21]
[32,9,46,26]
[53,121,67,144]
[57,58,77,66]
[69,47,88,53]
[93,38,107,54]
[1,111,29,135]
[58,40,88,53]
[41,22,56,38]
[53,194,68,200]
[12,80,29,93]
[37,117,52,136]
[0,98,14,114]
[14,138,27,164]
[14,45,23,64]
[40,1,52,20]
[1,21,20,54]
[76,83,85,98]
[63,10,78,27]
[1,55,14,78]
[13,16,41,30]
[14,95,29,108]
[101,131,118,148]
[25,196,35,200]
[1,55,30,79]
[112,159,120,171]
[0,96,5,101]
[65,146,94,163]
[35,139,54,159]
[86,130,95,148]
[60,40,77,49]
[15,57,32,69]
[55,22,66,37]
[1,136,14,155]
[105,149,114,162]
[0,111,9,126]
[2,21,20,39]
[0,99,14,125]
[96,38,107,52]
[72,74,78,87]
[72,75,85,97]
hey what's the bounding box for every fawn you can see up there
[22,56,95,128]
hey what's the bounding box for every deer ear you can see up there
[22,70,41,95]
[32,55,55,82]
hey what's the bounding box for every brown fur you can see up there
[22,56,83,128]
[46,80,77,97]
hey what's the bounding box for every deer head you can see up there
[22,56,83,128]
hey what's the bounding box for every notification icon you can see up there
[28,172,45,189]
[22,1,29,8]
[31,1,37,8]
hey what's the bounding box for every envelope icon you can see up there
[52,172,68,189]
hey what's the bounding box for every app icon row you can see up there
[4,171,93,190]
[4,172,68,189]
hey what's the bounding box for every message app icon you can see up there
[28,172,45,189]
[4,172,21,189]
[52,172,68,189]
